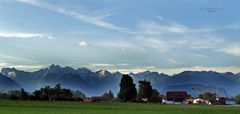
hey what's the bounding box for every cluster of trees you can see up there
[118,75,161,103]
[235,95,240,104]
[0,84,86,101]
[198,92,217,101]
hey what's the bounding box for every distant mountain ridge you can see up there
[1,64,240,96]
[0,73,21,91]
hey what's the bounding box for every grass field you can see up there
[0,101,239,114]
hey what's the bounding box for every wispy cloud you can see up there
[16,0,126,31]
[0,30,55,40]
[95,40,146,52]
[0,31,43,39]
[217,43,240,56]
[89,63,114,68]
[138,37,171,53]
[87,63,129,71]
[0,61,8,67]
[191,53,207,58]
[0,59,45,71]
[10,64,45,70]
[0,54,37,63]
[226,23,240,30]
[167,58,181,64]
[134,18,226,54]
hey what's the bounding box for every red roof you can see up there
[83,96,110,102]
[166,91,187,98]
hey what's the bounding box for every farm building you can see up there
[83,96,111,102]
[165,91,188,103]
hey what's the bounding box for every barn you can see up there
[166,91,188,103]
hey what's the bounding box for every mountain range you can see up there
[1,64,240,97]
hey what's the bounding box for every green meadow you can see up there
[0,101,239,114]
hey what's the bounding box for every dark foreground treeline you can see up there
[0,74,161,103]
[0,84,87,101]
[1,74,240,104]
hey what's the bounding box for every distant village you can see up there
[83,91,229,105]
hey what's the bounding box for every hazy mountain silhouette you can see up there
[1,65,240,96]
[0,73,21,91]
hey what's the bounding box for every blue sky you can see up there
[0,0,240,74]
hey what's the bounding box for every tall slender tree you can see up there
[118,74,137,102]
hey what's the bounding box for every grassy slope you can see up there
[0,101,239,114]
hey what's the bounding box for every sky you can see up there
[0,0,240,75]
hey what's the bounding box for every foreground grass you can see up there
[0,101,239,114]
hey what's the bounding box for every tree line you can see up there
[0,84,86,101]
[1,74,240,104]
[0,74,160,103]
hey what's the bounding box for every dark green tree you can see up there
[118,74,137,102]
[33,89,42,100]
[72,90,86,99]
[199,92,216,101]
[19,88,29,100]
[150,89,162,103]
[59,88,73,100]
[41,86,56,101]
[54,84,62,100]
[235,94,240,104]
[138,80,153,102]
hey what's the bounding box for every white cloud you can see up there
[87,63,130,71]
[0,31,43,39]
[0,30,55,40]
[88,63,129,68]
[16,0,126,31]
[47,36,55,40]
[87,63,115,70]
[78,41,88,47]
[218,44,240,56]
[0,59,45,71]
[117,63,129,66]
[10,64,45,70]
[89,63,114,67]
